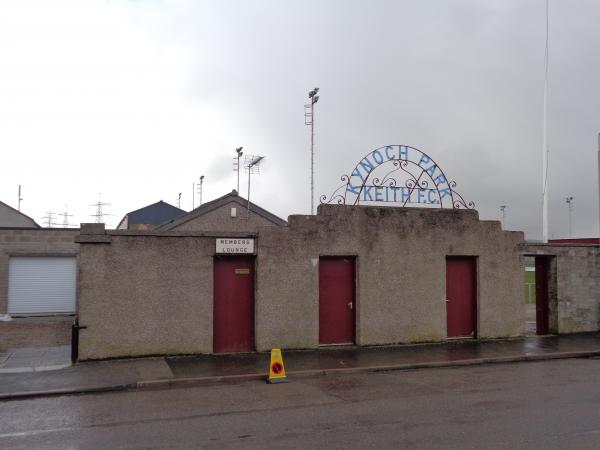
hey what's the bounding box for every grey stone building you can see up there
[0,201,40,228]
[76,205,528,360]
[0,200,80,317]
[0,228,79,316]
[156,190,287,232]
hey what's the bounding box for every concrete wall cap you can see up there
[80,223,106,235]
[75,235,111,244]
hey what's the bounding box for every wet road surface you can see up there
[2,358,600,449]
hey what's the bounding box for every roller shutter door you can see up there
[8,257,76,315]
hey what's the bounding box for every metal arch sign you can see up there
[320,145,474,209]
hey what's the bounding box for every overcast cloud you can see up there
[0,0,598,239]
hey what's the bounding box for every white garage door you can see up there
[8,257,76,315]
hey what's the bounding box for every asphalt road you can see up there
[1,358,600,449]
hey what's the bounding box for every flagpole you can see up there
[542,0,549,243]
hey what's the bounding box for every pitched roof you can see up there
[118,201,187,229]
[156,190,287,230]
[0,200,41,228]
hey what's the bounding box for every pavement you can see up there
[2,332,600,401]
[0,345,71,373]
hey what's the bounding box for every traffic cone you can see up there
[267,348,288,384]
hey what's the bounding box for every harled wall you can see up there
[255,205,525,351]
[76,229,254,359]
[76,206,525,360]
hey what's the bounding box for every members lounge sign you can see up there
[321,145,473,209]
[216,238,255,254]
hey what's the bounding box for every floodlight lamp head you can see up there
[236,147,243,155]
[314,87,319,94]
[200,175,204,181]
[313,95,319,104]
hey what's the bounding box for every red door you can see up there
[213,256,255,353]
[319,258,356,345]
[446,257,477,338]
[535,257,549,335]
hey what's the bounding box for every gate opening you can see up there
[524,255,557,335]
[524,256,536,335]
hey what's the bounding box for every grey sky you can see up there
[0,0,598,239]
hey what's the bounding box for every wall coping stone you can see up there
[0,227,80,232]
[106,230,258,238]
[521,242,600,250]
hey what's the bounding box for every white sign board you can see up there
[216,238,255,254]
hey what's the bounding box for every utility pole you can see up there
[305,87,319,215]
[177,193,182,209]
[192,182,195,209]
[17,185,22,211]
[500,205,507,229]
[566,196,574,238]
[235,147,243,193]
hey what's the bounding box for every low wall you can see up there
[0,317,72,349]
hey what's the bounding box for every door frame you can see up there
[445,256,478,339]
[522,254,557,335]
[528,254,557,335]
[212,254,256,353]
[534,256,549,335]
[318,255,357,346]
